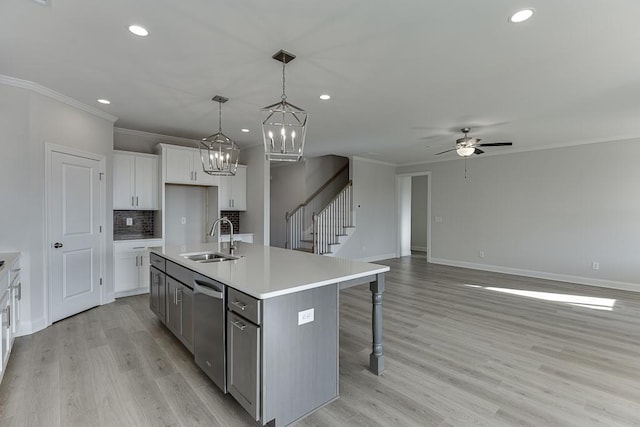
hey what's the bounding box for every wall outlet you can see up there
[298,308,314,326]
[592,262,600,270]
[181,217,186,225]
[126,217,133,226]
[478,251,485,259]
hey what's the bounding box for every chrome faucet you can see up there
[208,217,235,254]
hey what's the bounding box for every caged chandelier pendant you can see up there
[199,95,240,176]
[262,50,308,162]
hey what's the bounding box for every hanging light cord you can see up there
[218,101,223,132]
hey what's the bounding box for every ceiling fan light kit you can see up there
[456,146,476,157]
[262,49,308,162]
[199,95,240,176]
[435,127,513,157]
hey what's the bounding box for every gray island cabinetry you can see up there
[149,243,389,427]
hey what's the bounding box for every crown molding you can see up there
[114,127,202,144]
[351,155,398,167]
[0,74,118,123]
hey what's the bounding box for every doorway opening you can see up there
[396,172,431,260]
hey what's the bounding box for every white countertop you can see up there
[151,242,389,299]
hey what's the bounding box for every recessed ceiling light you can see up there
[241,128,250,133]
[97,99,111,105]
[509,9,534,23]
[319,94,331,100]
[128,25,149,37]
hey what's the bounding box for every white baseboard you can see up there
[429,257,640,293]
[114,287,149,299]
[16,316,47,337]
[411,246,428,252]
[356,253,396,263]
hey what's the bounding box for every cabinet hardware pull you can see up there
[11,268,20,273]
[132,196,135,206]
[18,282,22,300]
[231,320,247,331]
[1,307,8,328]
[231,300,247,310]
[136,196,139,206]
[135,256,138,267]
[53,242,63,249]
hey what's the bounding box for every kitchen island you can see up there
[149,242,389,427]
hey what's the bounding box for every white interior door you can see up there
[50,150,102,322]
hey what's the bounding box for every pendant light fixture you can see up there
[199,95,240,176]
[262,49,308,162]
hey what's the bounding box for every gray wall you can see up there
[336,157,397,261]
[411,175,428,251]
[0,81,115,334]
[164,185,214,247]
[115,127,201,155]
[397,138,640,289]
[241,145,270,245]
[270,162,306,248]
[269,155,349,248]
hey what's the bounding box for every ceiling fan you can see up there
[435,128,513,157]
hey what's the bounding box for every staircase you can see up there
[286,166,354,256]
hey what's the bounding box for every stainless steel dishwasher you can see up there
[193,272,227,392]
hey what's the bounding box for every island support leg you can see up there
[369,273,385,375]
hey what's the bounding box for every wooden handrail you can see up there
[285,163,349,220]
[317,181,352,216]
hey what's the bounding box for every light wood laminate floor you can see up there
[2,257,640,426]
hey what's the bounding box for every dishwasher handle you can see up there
[194,280,224,299]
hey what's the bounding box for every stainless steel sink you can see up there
[181,252,239,263]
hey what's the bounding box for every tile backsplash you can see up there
[114,210,155,239]
[220,211,240,234]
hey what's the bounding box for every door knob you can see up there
[53,242,63,248]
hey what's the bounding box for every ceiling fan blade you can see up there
[477,142,513,147]
[434,148,456,155]
[474,148,485,155]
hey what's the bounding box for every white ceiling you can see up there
[3,0,640,164]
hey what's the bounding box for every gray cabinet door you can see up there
[227,311,260,421]
[180,283,194,353]
[166,278,180,336]
[158,272,166,322]
[149,267,165,322]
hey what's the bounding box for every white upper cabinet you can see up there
[113,151,159,210]
[219,165,247,211]
[163,145,219,186]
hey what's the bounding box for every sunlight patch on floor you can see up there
[464,284,616,311]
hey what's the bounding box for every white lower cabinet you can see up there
[0,252,20,383]
[0,290,10,373]
[114,239,163,297]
